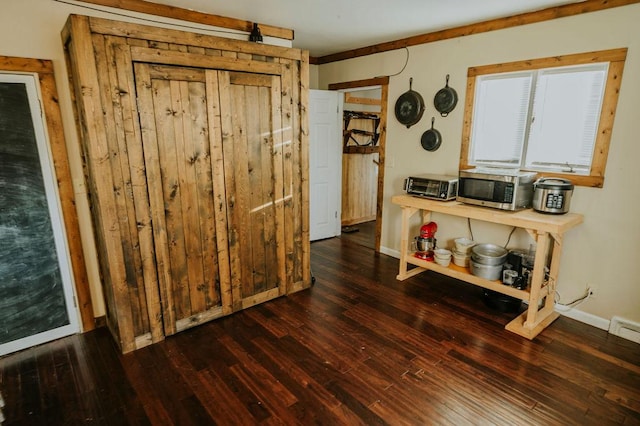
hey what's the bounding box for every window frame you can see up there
[460,48,627,188]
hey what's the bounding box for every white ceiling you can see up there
[152,0,580,57]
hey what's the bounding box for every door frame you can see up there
[0,61,91,356]
[0,56,93,332]
[328,77,389,252]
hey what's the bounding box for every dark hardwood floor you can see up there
[340,220,376,250]
[1,236,639,425]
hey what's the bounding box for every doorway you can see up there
[0,73,80,356]
[329,77,389,252]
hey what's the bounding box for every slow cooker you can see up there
[532,177,574,214]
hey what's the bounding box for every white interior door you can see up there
[309,90,342,241]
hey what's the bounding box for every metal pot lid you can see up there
[395,77,425,128]
[434,74,458,117]
[534,177,574,190]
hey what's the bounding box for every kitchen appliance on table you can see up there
[532,177,574,214]
[414,221,437,261]
[457,168,537,211]
[404,174,458,201]
[502,249,535,290]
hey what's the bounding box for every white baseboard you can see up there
[555,306,610,331]
[380,246,399,259]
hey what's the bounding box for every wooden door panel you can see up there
[342,152,378,226]
[218,71,285,309]
[135,63,230,335]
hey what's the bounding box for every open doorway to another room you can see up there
[329,77,389,251]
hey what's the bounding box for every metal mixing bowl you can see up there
[471,243,508,266]
[470,260,503,280]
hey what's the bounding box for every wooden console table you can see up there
[392,194,583,339]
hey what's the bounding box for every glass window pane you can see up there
[470,72,532,167]
[525,63,607,173]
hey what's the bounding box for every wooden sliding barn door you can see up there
[217,71,286,311]
[134,64,232,336]
[134,64,285,333]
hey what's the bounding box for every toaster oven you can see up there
[403,174,458,201]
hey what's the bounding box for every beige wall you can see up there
[316,5,640,328]
[0,0,291,319]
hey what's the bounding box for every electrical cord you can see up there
[375,47,409,78]
[554,288,591,311]
[467,219,516,248]
[388,48,410,77]
[503,226,516,248]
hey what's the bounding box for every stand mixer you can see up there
[414,221,437,260]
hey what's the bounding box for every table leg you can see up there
[506,231,559,339]
[397,206,419,280]
[543,233,563,313]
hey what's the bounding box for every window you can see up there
[460,48,627,187]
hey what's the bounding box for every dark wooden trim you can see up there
[374,84,388,252]
[312,0,640,64]
[75,0,294,40]
[0,56,95,331]
[94,315,107,328]
[328,76,389,91]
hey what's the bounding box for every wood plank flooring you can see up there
[340,220,376,250]
[1,236,639,425]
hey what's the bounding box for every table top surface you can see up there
[392,194,583,234]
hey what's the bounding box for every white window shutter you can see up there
[525,64,607,173]
[470,72,532,167]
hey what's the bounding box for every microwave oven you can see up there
[457,168,537,211]
[403,174,458,201]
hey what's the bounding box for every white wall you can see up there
[316,5,640,328]
[0,0,292,318]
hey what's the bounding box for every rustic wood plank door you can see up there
[134,63,232,336]
[134,63,286,333]
[216,71,286,311]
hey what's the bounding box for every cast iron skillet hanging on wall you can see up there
[395,77,425,128]
[434,74,458,117]
[421,117,442,152]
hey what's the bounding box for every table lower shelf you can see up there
[399,252,549,301]
[398,252,557,339]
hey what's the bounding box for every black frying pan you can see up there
[434,74,458,117]
[421,117,441,152]
[395,77,425,128]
